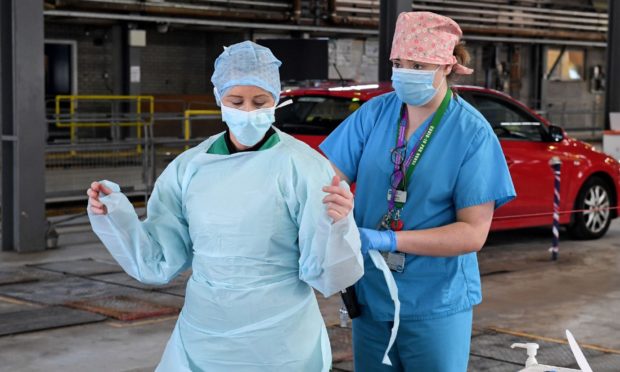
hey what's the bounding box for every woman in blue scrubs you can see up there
[320,12,516,371]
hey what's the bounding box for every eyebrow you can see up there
[226,94,270,99]
[392,59,426,65]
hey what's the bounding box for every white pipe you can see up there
[463,34,606,48]
[420,0,608,19]
[335,4,608,29]
[412,5,607,28]
[445,15,608,32]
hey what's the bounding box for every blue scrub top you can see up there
[320,91,516,321]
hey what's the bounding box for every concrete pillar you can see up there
[127,29,144,97]
[0,0,46,252]
[110,24,125,141]
[126,28,144,140]
[110,25,125,95]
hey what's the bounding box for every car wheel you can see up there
[568,177,612,240]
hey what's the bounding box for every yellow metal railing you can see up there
[183,109,221,149]
[55,95,155,153]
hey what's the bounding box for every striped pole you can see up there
[549,157,561,261]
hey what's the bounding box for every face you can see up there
[392,59,452,88]
[221,85,275,112]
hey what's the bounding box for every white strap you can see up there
[368,250,401,366]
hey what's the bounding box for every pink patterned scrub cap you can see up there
[390,11,473,75]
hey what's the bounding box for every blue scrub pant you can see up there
[352,308,472,372]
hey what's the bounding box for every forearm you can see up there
[89,194,156,282]
[89,184,190,285]
[395,221,489,257]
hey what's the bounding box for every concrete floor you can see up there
[477,224,620,350]
[45,166,146,199]
[0,216,619,371]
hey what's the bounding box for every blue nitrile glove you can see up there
[359,228,397,256]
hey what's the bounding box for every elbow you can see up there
[460,239,483,254]
[464,229,489,254]
[464,221,491,253]
[472,232,490,253]
[469,242,484,253]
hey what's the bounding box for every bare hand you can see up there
[87,181,114,215]
[322,175,354,223]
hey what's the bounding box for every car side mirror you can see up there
[547,125,564,142]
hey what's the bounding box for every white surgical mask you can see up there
[220,105,275,147]
[391,66,445,106]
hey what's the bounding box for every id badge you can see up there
[387,189,407,204]
[382,252,406,273]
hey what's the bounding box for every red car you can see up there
[275,83,620,239]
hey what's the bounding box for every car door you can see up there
[462,91,566,229]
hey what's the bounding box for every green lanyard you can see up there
[394,89,452,192]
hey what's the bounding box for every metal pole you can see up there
[592,100,596,138]
[0,0,47,252]
[378,0,411,82]
[549,157,561,261]
[127,28,142,145]
[530,44,543,111]
[605,0,620,130]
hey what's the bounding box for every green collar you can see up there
[207,131,280,155]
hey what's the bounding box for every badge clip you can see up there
[387,189,407,204]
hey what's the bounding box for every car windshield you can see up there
[275,96,361,135]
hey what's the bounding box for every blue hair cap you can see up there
[211,41,282,105]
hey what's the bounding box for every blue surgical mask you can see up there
[391,67,445,106]
[221,105,275,147]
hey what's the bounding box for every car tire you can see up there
[568,176,612,240]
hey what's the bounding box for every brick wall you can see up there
[45,22,244,96]
[45,22,115,95]
[141,28,244,94]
